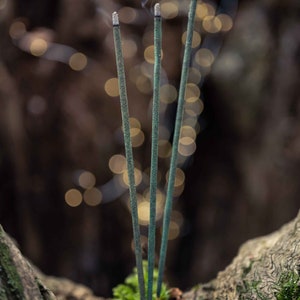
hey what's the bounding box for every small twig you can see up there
[112,11,146,300]
[156,0,198,297]
[147,3,162,300]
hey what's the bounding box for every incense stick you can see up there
[147,3,162,300]
[156,0,198,296]
[112,11,146,300]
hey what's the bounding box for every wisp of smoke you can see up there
[141,0,156,8]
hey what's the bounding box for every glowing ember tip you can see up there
[112,12,119,26]
[154,3,161,17]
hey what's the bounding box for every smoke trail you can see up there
[141,0,148,7]
[141,0,156,8]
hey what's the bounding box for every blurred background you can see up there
[0,0,299,297]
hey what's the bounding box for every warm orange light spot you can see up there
[109,154,127,174]
[104,78,119,97]
[161,1,179,19]
[65,189,82,207]
[30,38,48,56]
[83,188,102,206]
[78,171,96,189]
[9,21,26,39]
[69,52,87,71]
[160,84,178,104]
[195,48,215,67]
[182,31,201,48]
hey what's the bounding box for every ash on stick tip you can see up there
[154,3,161,17]
[112,12,119,26]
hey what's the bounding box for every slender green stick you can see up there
[147,3,161,300]
[112,12,145,300]
[156,0,198,296]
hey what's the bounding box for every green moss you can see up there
[113,261,169,300]
[241,260,255,277]
[0,225,24,299]
[275,271,300,300]
[0,284,7,299]
[237,279,267,300]
[236,260,268,300]
[236,262,300,300]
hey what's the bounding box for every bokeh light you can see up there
[181,30,201,48]
[104,77,119,97]
[130,128,145,147]
[185,83,201,102]
[118,7,138,24]
[143,188,165,205]
[109,154,127,174]
[9,21,26,39]
[129,118,141,129]
[188,67,202,84]
[78,171,96,189]
[69,52,87,71]
[195,48,215,68]
[160,84,178,104]
[158,139,172,158]
[178,136,196,156]
[137,188,165,225]
[142,168,162,186]
[166,168,185,187]
[122,168,143,187]
[65,189,82,207]
[136,75,152,94]
[173,182,185,196]
[144,45,163,64]
[161,0,179,19]
[167,221,180,240]
[171,210,184,227]
[180,125,197,140]
[217,14,233,32]
[183,116,198,127]
[185,98,204,116]
[30,38,48,56]
[83,188,102,206]
[138,201,151,225]
[122,39,138,59]
[202,16,222,33]
[196,2,215,20]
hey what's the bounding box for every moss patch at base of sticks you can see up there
[113,261,169,300]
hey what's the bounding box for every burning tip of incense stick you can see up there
[154,3,161,17]
[112,12,119,26]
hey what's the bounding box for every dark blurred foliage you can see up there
[0,0,299,297]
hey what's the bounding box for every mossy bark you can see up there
[184,210,300,300]
[0,225,55,300]
[0,211,299,300]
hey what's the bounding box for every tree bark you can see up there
[0,225,55,299]
[184,210,300,299]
